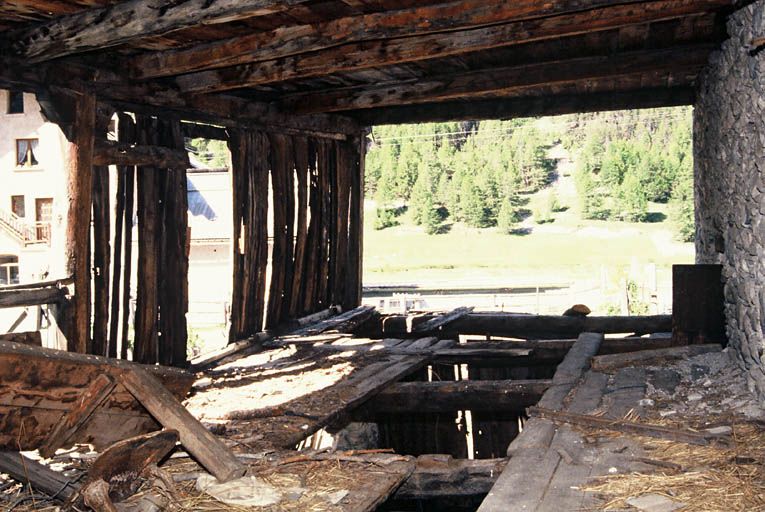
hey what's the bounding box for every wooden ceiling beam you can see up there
[280,44,714,114]
[349,87,696,125]
[129,0,717,80]
[8,0,314,62]
[175,0,725,94]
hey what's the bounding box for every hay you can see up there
[579,421,765,511]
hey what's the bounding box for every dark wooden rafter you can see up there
[282,44,714,114]
[174,0,728,94]
[133,0,725,81]
[11,0,316,62]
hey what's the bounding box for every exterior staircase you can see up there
[0,208,46,246]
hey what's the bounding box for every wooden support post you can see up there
[120,164,135,359]
[65,92,96,354]
[266,133,289,328]
[119,367,246,482]
[39,374,117,459]
[302,139,320,313]
[108,164,125,358]
[345,133,364,310]
[317,140,331,307]
[289,136,309,317]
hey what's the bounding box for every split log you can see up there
[0,451,77,501]
[119,367,246,482]
[93,140,190,168]
[357,379,550,415]
[412,307,474,333]
[590,344,723,372]
[394,455,507,500]
[380,313,672,339]
[0,331,42,346]
[39,374,117,459]
[527,406,732,447]
[0,287,67,308]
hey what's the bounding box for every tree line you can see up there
[365,106,694,241]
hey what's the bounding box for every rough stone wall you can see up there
[695,2,765,402]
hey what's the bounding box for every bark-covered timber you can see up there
[379,313,672,339]
[108,163,126,359]
[64,91,95,354]
[266,133,291,329]
[302,139,321,314]
[331,138,352,306]
[91,164,110,356]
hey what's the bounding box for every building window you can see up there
[7,91,23,114]
[35,198,53,242]
[11,195,25,218]
[16,139,39,167]
[0,255,19,285]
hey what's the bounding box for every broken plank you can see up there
[39,374,118,459]
[357,379,550,415]
[527,406,732,447]
[401,336,440,352]
[119,367,246,482]
[0,451,78,501]
[290,305,377,336]
[395,455,507,500]
[411,307,473,333]
[590,344,723,372]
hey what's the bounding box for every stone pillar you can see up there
[694,1,765,402]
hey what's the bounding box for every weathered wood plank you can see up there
[120,367,246,482]
[290,305,377,336]
[284,45,714,114]
[120,164,135,360]
[93,140,190,168]
[590,343,722,372]
[345,134,364,310]
[0,451,77,501]
[38,374,117,458]
[289,136,310,317]
[108,163,126,359]
[176,0,728,93]
[13,0,314,61]
[359,379,550,414]
[0,287,66,308]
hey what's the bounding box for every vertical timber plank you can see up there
[266,133,288,329]
[227,130,246,342]
[91,165,110,356]
[281,135,295,322]
[120,164,135,360]
[317,140,331,308]
[65,92,96,354]
[134,116,159,364]
[290,136,309,317]
[108,164,125,358]
[253,132,270,334]
[333,139,351,307]
[345,133,365,309]
[302,140,320,314]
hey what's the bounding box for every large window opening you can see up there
[7,91,23,114]
[362,107,695,317]
[15,138,39,167]
[0,255,20,285]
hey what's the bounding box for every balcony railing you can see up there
[0,208,50,246]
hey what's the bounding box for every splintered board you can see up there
[187,344,427,448]
[0,340,194,451]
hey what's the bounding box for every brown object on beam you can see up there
[527,406,732,447]
[93,140,190,168]
[358,379,550,415]
[39,374,117,459]
[0,331,42,346]
[0,451,78,501]
[672,264,726,345]
[119,367,246,482]
[64,91,96,354]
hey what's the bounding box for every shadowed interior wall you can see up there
[695,1,765,401]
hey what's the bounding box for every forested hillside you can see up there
[365,107,694,241]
